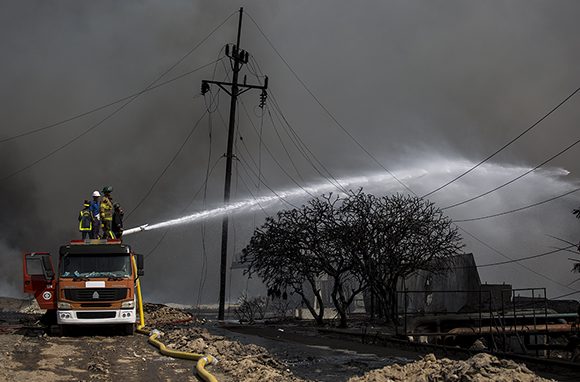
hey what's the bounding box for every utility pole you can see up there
[201,7,268,321]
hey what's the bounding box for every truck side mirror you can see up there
[136,254,144,276]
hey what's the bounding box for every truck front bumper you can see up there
[57,308,136,325]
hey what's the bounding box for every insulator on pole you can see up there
[201,81,209,95]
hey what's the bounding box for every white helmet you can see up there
[92,190,101,197]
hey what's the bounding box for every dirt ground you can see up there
[0,297,576,381]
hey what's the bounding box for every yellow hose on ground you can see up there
[131,256,219,382]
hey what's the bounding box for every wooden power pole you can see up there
[201,7,268,320]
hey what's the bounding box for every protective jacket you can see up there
[78,209,93,231]
[89,200,100,218]
[100,196,113,221]
[112,209,124,236]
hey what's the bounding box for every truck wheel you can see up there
[41,310,57,326]
[122,324,134,335]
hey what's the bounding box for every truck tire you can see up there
[122,323,134,335]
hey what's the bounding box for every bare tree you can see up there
[242,191,462,326]
[302,195,367,327]
[241,212,326,325]
[343,191,464,323]
[242,196,367,327]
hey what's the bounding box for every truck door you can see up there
[23,253,57,310]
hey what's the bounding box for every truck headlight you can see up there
[58,301,71,309]
[121,300,135,309]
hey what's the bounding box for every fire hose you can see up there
[131,257,219,382]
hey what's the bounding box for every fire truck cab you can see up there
[23,240,143,335]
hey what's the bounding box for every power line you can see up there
[477,245,576,268]
[195,110,215,313]
[245,12,414,196]
[237,101,317,198]
[265,107,306,183]
[237,156,299,209]
[454,186,580,222]
[243,60,305,184]
[217,59,308,191]
[236,169,269,217]
[247,56,357,195]
[551,290,580,299]
[0,12,236,181]
[124,108,209,221]
[1,95,139,182]
[126,51,227,221]
[246,57,348,194]
[458,226,575,290]
[211,66,318,198]
[245,11,572,294]
[144,156,223,260]
[246,14,579,291]
[443,137,580,210]
[0,60,221,144]
[423,87,580,198]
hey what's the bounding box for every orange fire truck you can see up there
[23,239,143,335]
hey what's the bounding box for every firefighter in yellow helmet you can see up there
[78,201,93,240]
[100,186,115,239]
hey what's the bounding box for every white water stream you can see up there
[124,159,575,236]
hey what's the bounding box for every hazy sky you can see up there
[1,1,580,304]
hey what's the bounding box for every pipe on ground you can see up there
[131,256,219,382]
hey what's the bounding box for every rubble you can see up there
[163,326,305,382]
[143,303,194,326]
[347,353,554,382]
[17,299,43,314]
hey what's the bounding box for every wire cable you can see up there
[195,111,214,313]
[237,101,317,197]
[252,42,576,293]
[246,57,352,194]
[551,290,580,299]
[237,156,299,209]
[245,12,414,195]
[124,108,209,221]
[210,75,317,198]
[217,59,316,195]
[243,14,579,293]
[443,137,580,210]
[454,186,580,222]
[458,226,574,290]
[477,245,576,268]
[0,12,235,182]
[0,60,221,144]
[126,53,227,221]
[144,156,223,260]
[423,87,580,198]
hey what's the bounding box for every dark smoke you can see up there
[1,1,580,303]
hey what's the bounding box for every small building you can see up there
[395,253,481,314]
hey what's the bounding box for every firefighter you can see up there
[112,203,124,239]
[89,190,101,239]
[100,186,115,239]
[78,201,93,240]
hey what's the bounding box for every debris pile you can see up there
[164,327,304,382]
[347,353,554,382]
[18,299,43,314]
[143,303,193,326]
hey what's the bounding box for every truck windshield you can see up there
[60,254,131,278]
